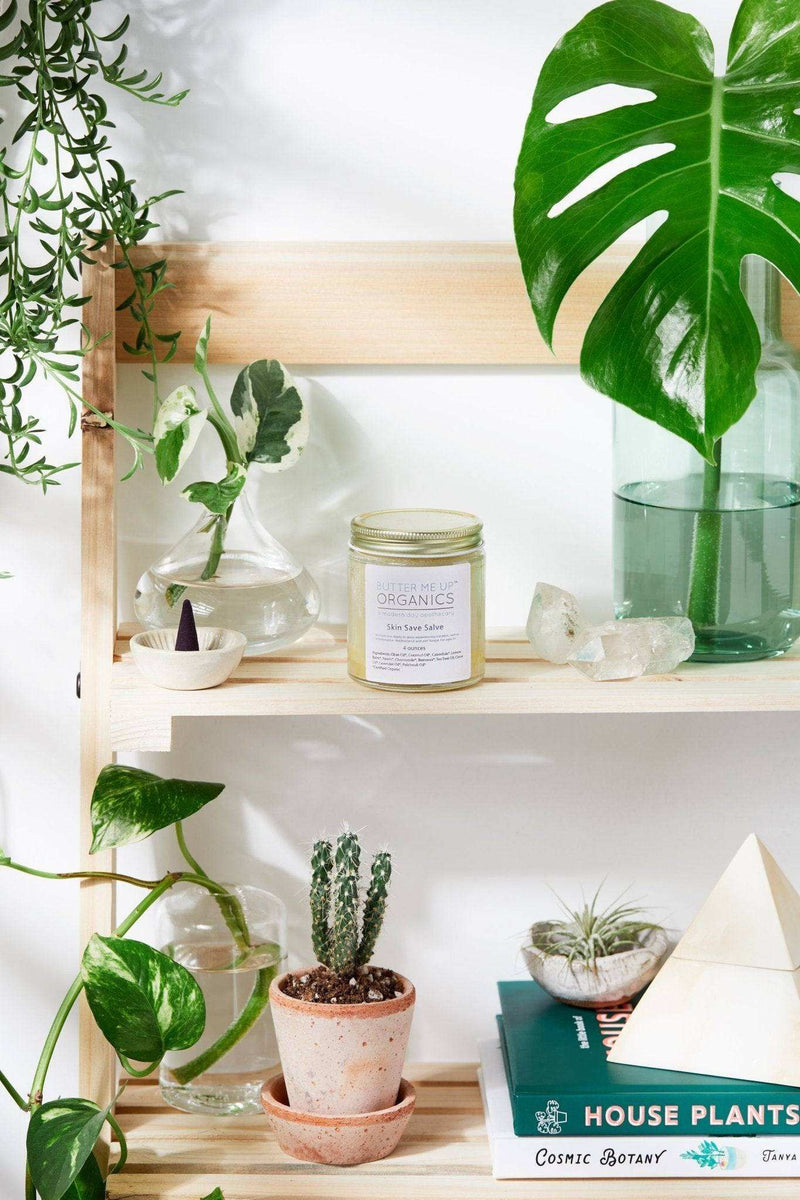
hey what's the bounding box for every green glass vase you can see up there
[614,257,800,662]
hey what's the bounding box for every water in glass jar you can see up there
[614,473,800,661]
[135,551,319,655]
[159,940,284,1115]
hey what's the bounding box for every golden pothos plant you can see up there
[0,764,263,1200]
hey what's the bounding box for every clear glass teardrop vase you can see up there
[134,492,320,655]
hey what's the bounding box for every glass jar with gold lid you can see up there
[348,509,485,691]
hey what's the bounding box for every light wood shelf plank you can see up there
[115,241,627,366]
[114,242,800,368]
[107,1067,799,1199]
[112,624,800,752]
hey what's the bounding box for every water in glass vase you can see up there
[134,492,320,655]
[614,474,800,661]
[138,553,319,655]
[159,939,284,1115]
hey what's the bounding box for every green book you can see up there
[498,981,800,1138]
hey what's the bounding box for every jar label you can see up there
[364,562,472,684]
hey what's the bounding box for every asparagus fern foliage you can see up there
[0,0,186,490]
[310,830,392,976]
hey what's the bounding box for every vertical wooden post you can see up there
[80,241,117,1127]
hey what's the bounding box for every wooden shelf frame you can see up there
[112,623,800,752]
[108,1065,799,1200]
[80,240,800,1196]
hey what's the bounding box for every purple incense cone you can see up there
[175,599,200,651]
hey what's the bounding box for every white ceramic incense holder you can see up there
[131,627,246,690]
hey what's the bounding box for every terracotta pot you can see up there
[269,969,415,1115]
[522,923,671,1009]
[262,1073,415,1165]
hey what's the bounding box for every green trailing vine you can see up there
[0,763,267,1199]
[0,0,186,492]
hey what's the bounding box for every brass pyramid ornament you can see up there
[609,835,800,1086]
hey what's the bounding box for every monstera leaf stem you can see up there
[687,445,723,629]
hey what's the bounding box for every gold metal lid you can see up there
[350,508,483,556]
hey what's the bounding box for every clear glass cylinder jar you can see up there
[613,258,800,662]
[157,882,287,1115]
[348,508,485,690]
[134,487,320,656]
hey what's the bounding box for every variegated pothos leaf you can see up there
[90,764,224,853]
[81,935,206,1064]
[62,1154,105,1200]
[194,314,212,375]
[229,359,308,470]
[182,462,247,514]
[153,385,207,483]
[27,1098,109,1200]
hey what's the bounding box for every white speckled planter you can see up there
[270,970,415,1115]
[522,923,671,1009]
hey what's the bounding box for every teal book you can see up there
[498,981,800,1138]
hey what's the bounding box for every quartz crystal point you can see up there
[569,617,695,681]
[526,582,585,664]
[526,582,695,680]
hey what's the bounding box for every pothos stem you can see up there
[168,825,277,1085]
[0,1067,28,1112]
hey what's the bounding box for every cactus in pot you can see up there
[269,829,415,1122]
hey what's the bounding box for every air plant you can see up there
[529,888,663,969]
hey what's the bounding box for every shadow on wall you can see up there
[109,0,265,241]
[116,369,376,626]
[120,710,800,1059]
[112,0,418,242]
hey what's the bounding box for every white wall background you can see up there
[0,0,788,1188]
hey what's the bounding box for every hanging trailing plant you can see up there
[0,0,186,491]
[0,763,255,1199]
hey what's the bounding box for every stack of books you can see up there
[479,981,800,1178]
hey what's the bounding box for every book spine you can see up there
[488,1135,800,1179]
[512,1092,800,1138]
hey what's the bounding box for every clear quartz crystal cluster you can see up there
[526,583,695,681]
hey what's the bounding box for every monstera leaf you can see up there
[514,0,800,461]
[90,764,224,852]
[230,359,309,469]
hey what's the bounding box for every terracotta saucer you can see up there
[261,1073,415,1166]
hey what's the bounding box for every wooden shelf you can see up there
[107,1064,798,1199]
[112,624,800,752]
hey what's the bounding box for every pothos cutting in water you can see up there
[150,316,309,607]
